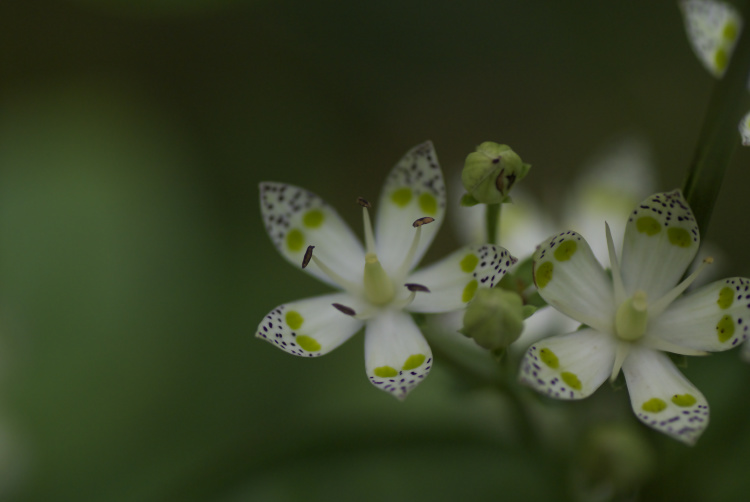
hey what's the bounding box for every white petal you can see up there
[374,142,446,275]
[533,231,615,333]
[740,110,750,146]
[259,182,365,288]
[256,293,365,357]
[680,0,742,77]
[364,309,432,400]
[647,277,750,352]
[519,328,616,400]
[620,190,700,300]
[406,245,516,313]
[622,345,709,445]
[510,306,581,356]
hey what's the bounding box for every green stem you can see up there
[682,0,750,238]
[485,203,501,245]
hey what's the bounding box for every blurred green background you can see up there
[2,1,750,501]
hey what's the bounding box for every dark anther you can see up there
[357,197,372,208]
[302,245,315,268]
[405,283,430,293]
[412,216,435,227]
[332,303,356,316]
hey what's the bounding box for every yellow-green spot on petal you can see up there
[539,348,559,369]
[402,354,426,371]
[418,192,438,215]
[460,253,479,273]
[561,371,582,391]
[296,335,321,352]
[671,394,697,407]
[667,227,692,248]
[462,280,479,303]
[553,240,577,262]
[641,398,667,413]
[723,21,739,41]
[302,209,325,228]
[390,187,413,207]
[715,48,729,72]
[374,366,398,378]
[716,314,735,343]
[286,229,304,252]
[285,310,304,330]
[535,261,553,289]
[718,287,734,310]
[636,216,661,236]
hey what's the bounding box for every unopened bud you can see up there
[461,142,530,204]
[460,288,524,350]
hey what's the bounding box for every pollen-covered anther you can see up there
[302,245,315,268]
[405,283,430,293]
[413,216,435,228]
[357,197,372,208]
[332,303,357,316]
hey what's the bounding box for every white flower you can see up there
[680,0,742,78]
[519,190,748,444]
[256,142,515,400]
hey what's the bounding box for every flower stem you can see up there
[682,0,750,238]
[485,203,501,245]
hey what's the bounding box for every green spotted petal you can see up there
[374,142,446,275]
[647,277,750,352]
[364,309,432,400]
[519,328,616,400]
[680,0,742,78]
[622,345,709,445]
[260,182,365,288]
[533,231,615,333]
[620,190,700,301]
[406,245,516,313]
[256,293,365,357]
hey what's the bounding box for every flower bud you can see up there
[461,142,530,204]
[460,288,524,350]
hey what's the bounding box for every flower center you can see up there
[615,290,648,341]
[364,252,396,304]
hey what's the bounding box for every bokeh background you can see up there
[2,1,750,501]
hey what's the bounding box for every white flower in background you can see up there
[520,190,748,444]
[680,0,750,146]
[256,142,515,399]
[680,0,742,78]
[740,110,750,145]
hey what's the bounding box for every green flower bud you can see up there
[461,142,530,204]
[460,288,525,350]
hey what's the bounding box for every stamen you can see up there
[413,216,434,227]
[357,197,371,208]
[395,217,435,279]
[332,303,357,316]
[610,341,630,382]
[392,283,429,310]
[362,204,376,254]
[640,337,709,357]
[649,257,714,317]
[605,223,626,305]
[405,283,430,292]
[302,245,315,268]
[305,247,360,293]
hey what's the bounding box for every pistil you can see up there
[615,290,649,341]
